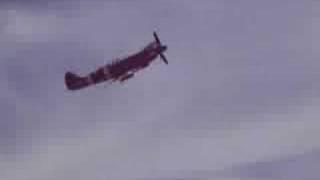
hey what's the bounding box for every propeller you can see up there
[153,31,168,65]
[160,53,168,65]
[153,31,161,44]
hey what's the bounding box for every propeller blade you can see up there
[153,31,161,44]
[160,53,168,65]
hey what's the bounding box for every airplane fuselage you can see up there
[86,41,166,85]
[64,32,168,91]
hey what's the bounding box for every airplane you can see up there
[65,31,168,91]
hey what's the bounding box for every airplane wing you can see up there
[119,73,134,82]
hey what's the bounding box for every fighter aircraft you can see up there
[65,31,168,91]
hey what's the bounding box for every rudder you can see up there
[65,71,82,90]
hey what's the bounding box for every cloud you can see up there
[3,10,60,42]
[0,0,79,11]
[217,150,320,180]
[1,1,320,180]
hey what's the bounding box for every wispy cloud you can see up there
[217,150,320,180]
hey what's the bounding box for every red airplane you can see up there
[65,31,168,91]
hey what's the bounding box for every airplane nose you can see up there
[162,45,167,51]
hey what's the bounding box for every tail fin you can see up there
[65,72,82,90]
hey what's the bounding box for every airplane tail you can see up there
[65,71,84,90]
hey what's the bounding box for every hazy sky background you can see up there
[1,0,320,180]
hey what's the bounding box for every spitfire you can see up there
[65,31,168,91]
